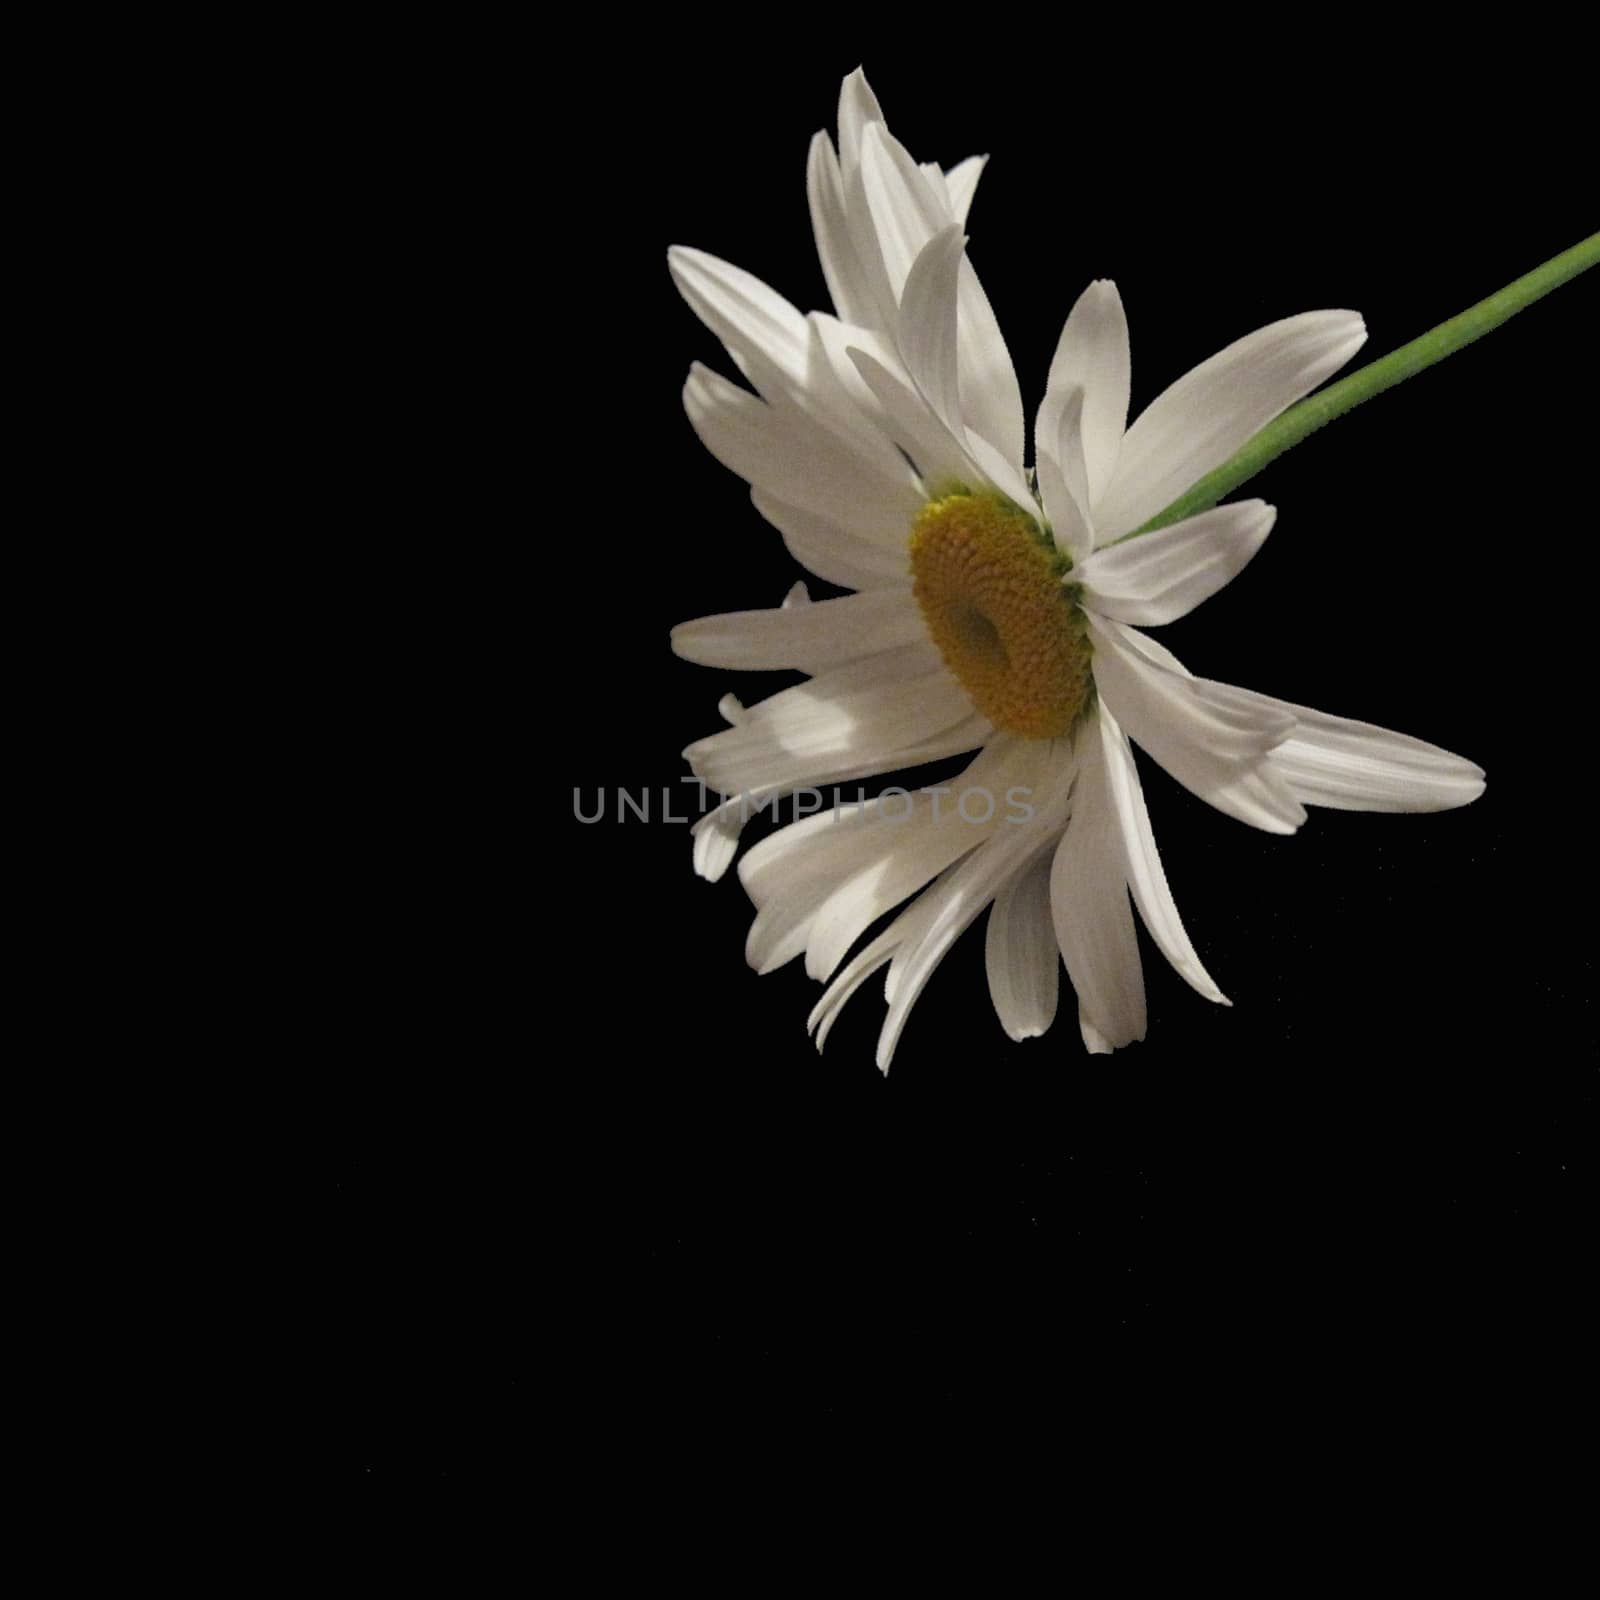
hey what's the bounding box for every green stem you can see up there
[1128,232,1600,539]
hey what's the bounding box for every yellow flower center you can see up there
[909,491,1091,740]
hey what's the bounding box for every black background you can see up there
[337,44,1593,1476]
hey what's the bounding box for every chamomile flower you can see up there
[669,70,1484,1068]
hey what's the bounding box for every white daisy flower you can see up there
[668,70,1485,1069]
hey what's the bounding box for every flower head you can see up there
[668,70,1485,1069]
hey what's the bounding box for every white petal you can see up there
[692,806,743,883]
[918,161,952,213]
[955,254,1027,474]
[1035,385,1092,566]
[1096,311,1367,541]
[857,126,1024,473]
[1092,707,1227,1005]
[801,811,983,983]
[744,804,915,975]
[961,426,1044,523]
[1106,632,1485,813]
[802,739,1074,1068]
[683,364,922,553]
[681,361,774,479]
[984,848,1059,1041]
[897,225,967,440]
[751,490,910,592]
[836,68,884,180]
[706,713,993,894]
[684,646,973,797]
[1080,501,1276,625]
[1274,729,1486,812]
[672,589,924,672]
[778,318,919,485]
[1086,613,1306,834]
[857,121,948,306]
[875,741,1074,1069]
[680,300,912,500]
[1203,686,1487,812]
[802,737,1036,981]
[846,344,978,492]
[1088,613,1292,757]
[689,695,749,881]
[806,133,875,329]
[668,247,811,393]
[832,71,896,328]
[1040,280,1130,513]
[944,155,987,225]
[740,732,1017,896]
[1079,1019,1117,1056]
[839,185,895,337]
[807,316,912,445]
[671,261,913,496]
[808,923,898,1053]
[1050,730,1145,1052]
[739,793,879,905]
[742,740,1005,978]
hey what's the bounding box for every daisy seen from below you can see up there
[667,69,1485,1070]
